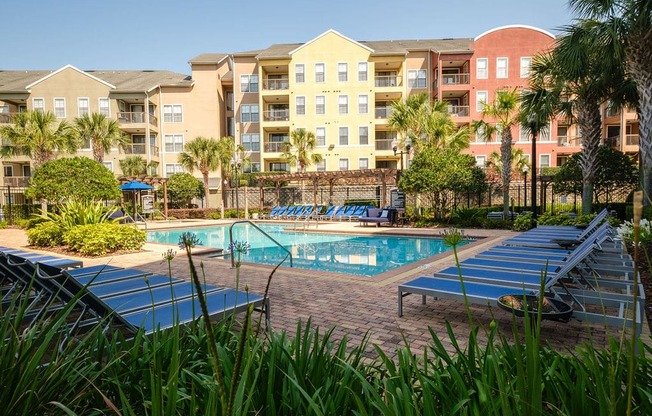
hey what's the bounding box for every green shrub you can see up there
[0,221,7,229]
[537,212,577,226]
[64,223,146,255]
[210,212,222,219]
[512,212,534,231]
[481,218,512,229]
[40,200,118,232]
[451,208,485,227]
[26,222,64,246]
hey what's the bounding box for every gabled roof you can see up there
[0,68,192,94]
[188,53,230,65]
[25,64,116,89]
[289,29,375,55]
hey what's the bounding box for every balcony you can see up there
[117,112,158,127]
[447,105,469,117]
[604,136,621,148]
[626,134,639,146]
[441,73,470,85]
[262,78,289,90]
[264,142,285,153]
[375,137,396,151]
[150,145,159,155]
[124,143,147,155]
[375,106,393,119]
[557,136,581,147]
[374,75,401,88]
[3,176,29,187]
[263,109,289,122]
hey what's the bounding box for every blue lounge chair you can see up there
[318,205,337,220]
[327,206,346,220]
[288,205,306,220]
[281,206,297,220]
[337,206,357,221]
[297,205,315,220]
[261,206,281,220]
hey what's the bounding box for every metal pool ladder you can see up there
[228,220,293,269]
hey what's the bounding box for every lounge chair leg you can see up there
[422,295,426,305]
[398,289,403,317]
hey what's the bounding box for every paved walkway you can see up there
[1,220,640,357]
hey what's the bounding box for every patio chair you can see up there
[261,206,281,220]
[337,205,357,221]
[318,205,337,220]
[280,206,298,220]
[297,205,315,220]
[287,205,306,220]
[327,206,347,220]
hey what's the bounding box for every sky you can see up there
[3,0,576,75]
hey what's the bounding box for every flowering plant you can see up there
[617,218,652,245]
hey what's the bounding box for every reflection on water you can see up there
[148,224,466,277]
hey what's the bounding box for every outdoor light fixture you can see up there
[527,115,538,218]
[230,156,242,219]
[523,165,529,209]
[392,136,412,182]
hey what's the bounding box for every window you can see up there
[339,127,349,145]
[475,155,486,167]
[338,63,348,81]
[33,98,45,112]
[78,98,89,117]
[102,161,113,172]
[338,95,348,114]
[520,57,532,78]
[540,154,551,168]
[99,98,110,116]
[358,62,368,81]
[339,158,349,171]
[53,98,66,118]
[165,164,184,177]
[476,58,488,79]
[496,58,508,78]
[244,162,261,173]
[315,63,325,82]
[3,165,13,177]
[316,127,326,146]
[163,104,182,122]
[359,158,369,170]
[475,124,487,142]
[476,91,488,112]
[295,96,306,115]
[164,134,184,152]
[315,160,326,171]
[407,70,427,88]
[295,64,305,83]
[270,162,289,172]
[315,95,325,114]
[359,126,369,145]
[240,74,259,92]
[358,95,368,114]
[519,126,530,142]
[240,104,259,122]
[242,133,260,151]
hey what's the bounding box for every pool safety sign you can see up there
[391,189,405,209]
[142,195,154,214]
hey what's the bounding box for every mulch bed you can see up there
[635,245,652,332]
[27,245,146,259]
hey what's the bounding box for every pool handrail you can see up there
[228,220,293,269]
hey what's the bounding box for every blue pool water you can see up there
[147,223,466,277]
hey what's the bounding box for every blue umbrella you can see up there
[120,181,155,220]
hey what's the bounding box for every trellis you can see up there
[117,176,169,217]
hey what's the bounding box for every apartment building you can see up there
[0,25,640,206]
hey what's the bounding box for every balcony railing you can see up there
[557,136,581,147]
[263,78,289,90]
[604,136,621,148]
[264,142,285,153]
[375,106,393,119]
[375,137,396,151]
[626,134,639,146]
[374,75,401,87]
[441,73,470,85]
[263,110,289,121]
[447,105,469,117]
[150,145,159,155]
[117,112,158,127]
[0,113,18,124]
[124,143,147,154]
[3,176,30,187]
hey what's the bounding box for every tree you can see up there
[399,147,487,219]
[523,20,625,214]
[119,155,148,177]
[473,89,520,218]
[73,113,128,163]
[281,128,323,173]
[485,148,530,182]
[388,93,429,149]
[160,172,203,208]
[178,137,221,208]
[0,110,77,168]
[25,157,120,203]
[553,146,638,204]
[568,0,652,201]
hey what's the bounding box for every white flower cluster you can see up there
[616,218,652,244]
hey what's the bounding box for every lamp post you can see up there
[523,165,529,210]
[230,156,242,218]
[528,116,538,219]
[391,136,412,183]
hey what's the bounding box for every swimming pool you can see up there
[147,223,467,277]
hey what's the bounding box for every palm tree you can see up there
[281,128,323,173]
[486,148,530,180]
[119,155,148,177]
[388,93,429,149]
[422,101,471,151]
[178,136,220,208]
[74,113,128,163]
[568,0,652,200]
[522,20,624,214]
[473,89,521,217]
[0,110,76,168]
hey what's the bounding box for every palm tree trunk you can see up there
[202,173,210,208]
[500,131,513,217]
[577,99,602,214]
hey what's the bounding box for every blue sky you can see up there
[5,0,574,74]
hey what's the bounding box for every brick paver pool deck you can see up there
[1,220,646,357]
